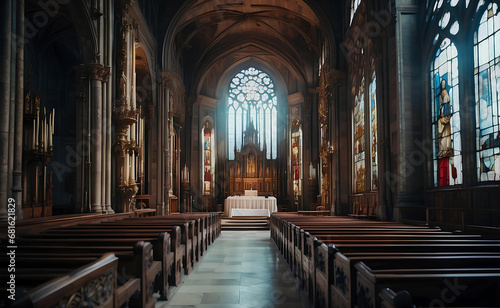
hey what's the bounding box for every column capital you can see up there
[74,63,111,82]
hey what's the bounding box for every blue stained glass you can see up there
[475,7,500,181]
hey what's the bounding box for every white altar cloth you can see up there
[224,196,277,217]
[230,208,270,217]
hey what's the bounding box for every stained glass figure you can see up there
[430,38,462,186]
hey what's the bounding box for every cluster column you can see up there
[75,63,111,213]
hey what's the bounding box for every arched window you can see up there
[369,64,378,190]
[202,120,214,195]
[350,0,362,25]
[227,67,277,160]
[474,3,500,181]
[291,120,302,209]
[430,38,462,187]
[354,76,366,193]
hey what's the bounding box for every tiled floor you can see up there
[156,230,307,308]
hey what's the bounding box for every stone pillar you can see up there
[75,64,110,213]
[0,0,12,221]
[394,0,423,220]
[12,0,24,218]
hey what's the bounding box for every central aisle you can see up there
[156,230,306,308]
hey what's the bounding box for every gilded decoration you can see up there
[319,65,333,208]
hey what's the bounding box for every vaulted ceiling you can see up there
[164,0,336,98]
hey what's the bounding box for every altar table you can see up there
[224,196,277,217]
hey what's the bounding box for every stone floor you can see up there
[155,230,307,308]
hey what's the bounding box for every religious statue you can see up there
[438,79,452,158]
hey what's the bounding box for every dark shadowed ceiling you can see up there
[164,0,337,97]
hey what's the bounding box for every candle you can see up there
[138,118,142,146]
[41,117,44,152]
[32,119,35,150]
[124,153,129,184]
[45,121,48,152]
[129,155,133,182]
[131,123,135,142]
[51,109,55,134]
[48,119,52,148]
[35,108,39,148]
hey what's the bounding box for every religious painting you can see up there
[430,38,462,186]
[474,3,500,181]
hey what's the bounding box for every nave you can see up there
[157,230,306,308]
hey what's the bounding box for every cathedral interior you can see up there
[1,0,500,307]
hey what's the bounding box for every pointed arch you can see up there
[430,37,463,187]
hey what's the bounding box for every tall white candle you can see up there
[124,153,129,185]
[45,121,48,152]
[129,155,133,183]
[52,109,55,134]
[48,120,52,148]
[131,123,136,142]
[40,118,44,152]
[138,118,142,146]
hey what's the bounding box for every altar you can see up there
[224,196,277,217]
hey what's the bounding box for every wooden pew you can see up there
[355,261,500,307]
[37,225,181,294]
[14,238,162,307]
[270,214,500,308]
[1,250,143,308]
[101,219,194,274]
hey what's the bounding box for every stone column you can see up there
[75,64,110,213]
[394,0,423,220]
[105,0,114,214]
[12,0,24,218]
[0,0,12,221]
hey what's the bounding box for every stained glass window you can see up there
[202,121,213,195]
[227,67,277,160]
[430,38,462,187]
[354,77,366,193]
[291,121,302,209]
[474,3,500,181]
[369,69,378,190]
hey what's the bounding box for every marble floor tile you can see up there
[156,230,306,308]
